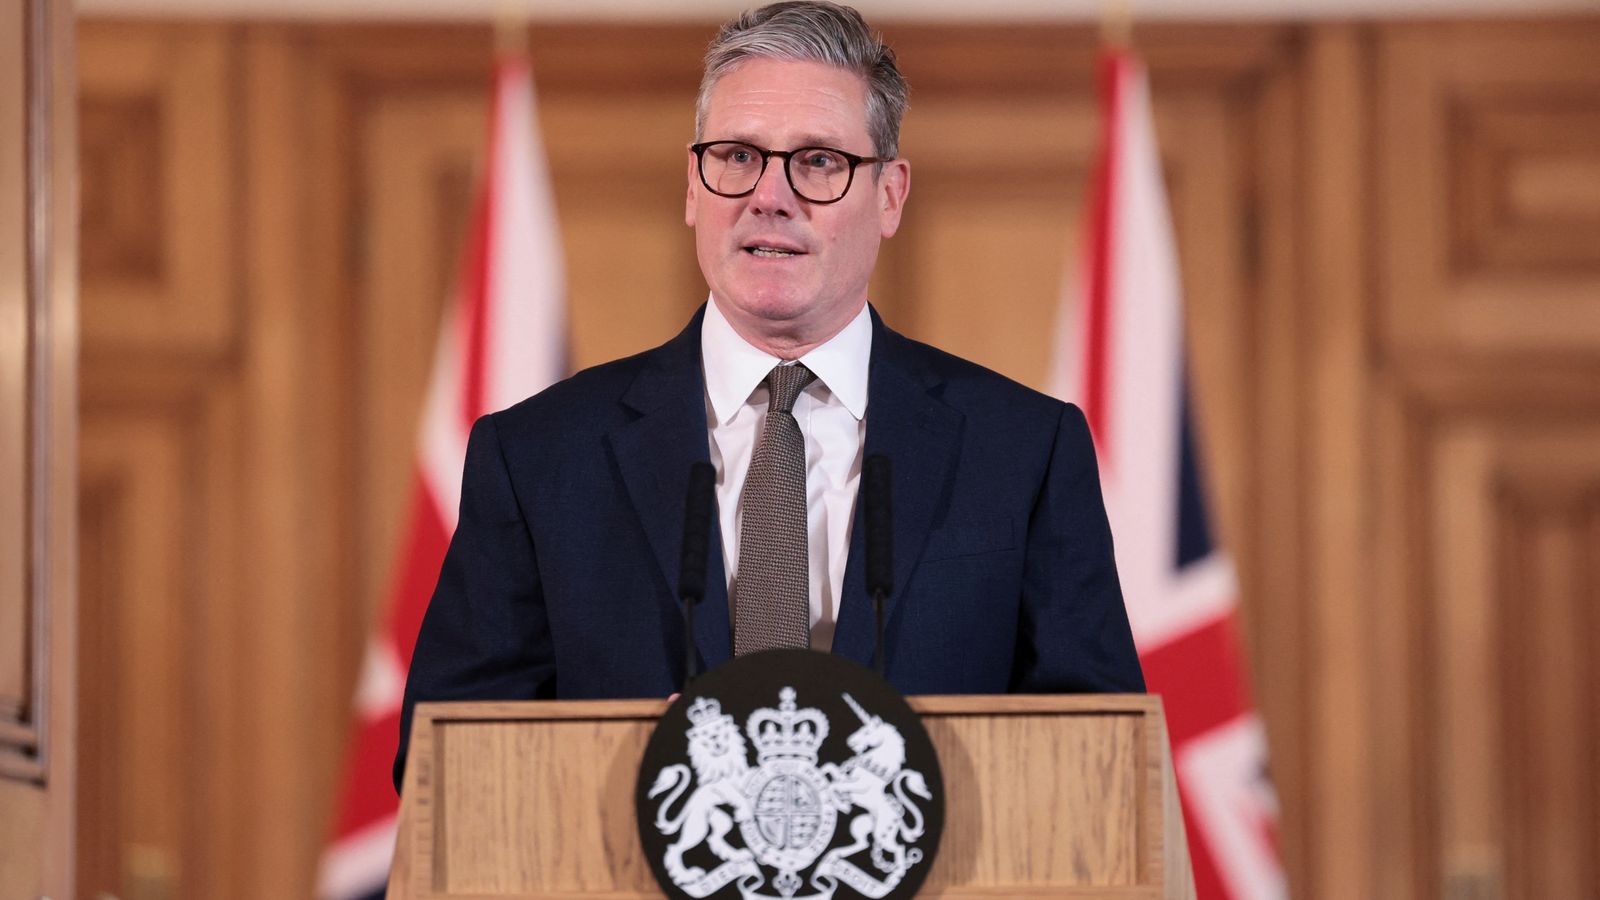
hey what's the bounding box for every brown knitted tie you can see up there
[733,364,816,655]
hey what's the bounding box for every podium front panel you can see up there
[393,695,1186,899]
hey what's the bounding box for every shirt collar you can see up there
[701,297,872,426]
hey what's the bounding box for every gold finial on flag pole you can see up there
[1101,0,1133,49]
[495,0,528,60]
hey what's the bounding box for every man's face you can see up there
[687,58,910,347]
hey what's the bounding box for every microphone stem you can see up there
[873,587,886,678]
[684,595,697,686]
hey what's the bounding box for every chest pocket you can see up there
[920,515,1015,562]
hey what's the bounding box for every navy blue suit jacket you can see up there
[395,306,1143,788]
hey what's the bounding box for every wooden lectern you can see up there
[389,695,1194,898]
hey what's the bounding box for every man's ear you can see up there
[877,158,911,239]
[685,146,700,227]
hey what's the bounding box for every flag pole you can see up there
[1101,0,1133,50]
[496,0,528,60]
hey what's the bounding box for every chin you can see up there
[723,287,816,324]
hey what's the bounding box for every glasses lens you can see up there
[700,142,764,197]
[786,147,852,202]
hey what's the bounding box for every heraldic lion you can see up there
[649,699,755,881]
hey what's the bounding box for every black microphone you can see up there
[863,454,893,676]
[679,462,717,685]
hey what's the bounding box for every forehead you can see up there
[702,58,871,148]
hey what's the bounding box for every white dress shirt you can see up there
[701,297,871,653]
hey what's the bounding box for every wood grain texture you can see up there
[393,696,1177,898]
[438,719,660,893]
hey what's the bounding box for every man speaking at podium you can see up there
[396,1,1144,788]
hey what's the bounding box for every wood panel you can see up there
[79,396,198,897]
[240,29,350,896]
[1380,21,1600,355]
[78,373,250,898]
[1301,25,1377,900]
[0,0,78,895]
[1377,383,1600,900]
[75,22,249,899]
[1373,20,1600,900]
[78,23,238,358]
[1496,435,1600,900]
[1246,57,1314,900]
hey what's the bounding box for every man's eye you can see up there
[801,152,841,169]
[728,149,755,164]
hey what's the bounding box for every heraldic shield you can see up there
[636,650,944,900]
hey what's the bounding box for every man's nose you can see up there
[748,157,799,217]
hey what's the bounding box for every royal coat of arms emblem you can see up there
[642,683,937,900]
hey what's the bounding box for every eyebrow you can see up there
[714,132,855,150]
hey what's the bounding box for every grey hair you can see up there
[696,1,909,160]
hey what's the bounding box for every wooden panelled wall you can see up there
[74,16,1600,900]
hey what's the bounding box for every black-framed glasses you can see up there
[691,140,884,205]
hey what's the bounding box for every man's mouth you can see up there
[744,244,805,258]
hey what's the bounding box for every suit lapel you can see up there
[832,314,964,668]
[607,309,732,673]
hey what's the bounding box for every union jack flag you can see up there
[1053,48,1288,900]
[315,55,566,899]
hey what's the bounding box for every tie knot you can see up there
[765,364,815,414]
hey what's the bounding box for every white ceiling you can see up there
[75,0,1600,21]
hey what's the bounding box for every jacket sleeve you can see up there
[394,413,556,792]
[1012,402,1146,694]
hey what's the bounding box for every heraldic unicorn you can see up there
[647,687,934,900]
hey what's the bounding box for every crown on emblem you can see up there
[685,696,734,739]
[687,696,722,725]
[747,687,829,765]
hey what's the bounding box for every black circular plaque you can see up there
[636,650,944,900]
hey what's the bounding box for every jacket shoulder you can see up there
[491,349,649,433]
[881,326,1072,420]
